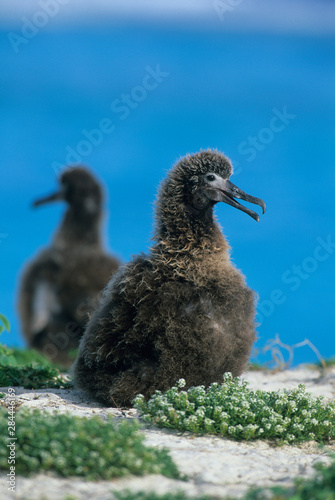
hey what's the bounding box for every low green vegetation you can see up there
[316,357,335,369]
[0,364,70,389]
[0,313,10,335]
[0,313,13,365]
[6,346,56,367]
[0,341,70,389]
[0,407,180,480]
[0,313,70,389]
[134,373,335,444]
[2,345,78,371]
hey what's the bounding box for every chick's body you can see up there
[18,167,120,366]
[74,151,265,405]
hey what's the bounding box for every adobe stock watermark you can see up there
[238,106,296,163]
[232,106,296,176]
[7,0,71,54]
[213,0,244,21]
[42,320,82,361]
[257,234,334,325]
[6,388,16,494]
[51,64,169,176]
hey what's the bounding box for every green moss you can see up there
[134,374,335,444]
[0,408,180,480]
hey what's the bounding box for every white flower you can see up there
[240,401,250,409]
[177,379,186,388]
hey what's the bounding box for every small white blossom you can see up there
[177,379,186,388]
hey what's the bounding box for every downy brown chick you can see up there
[18,167,120,367]
[73,150,266,404]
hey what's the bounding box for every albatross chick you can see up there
[18,167,120,366]
[73,150,266,405]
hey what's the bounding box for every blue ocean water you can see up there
[1,21,334,366]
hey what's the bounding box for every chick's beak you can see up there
[32,189,64,208]
[211,178,266,222]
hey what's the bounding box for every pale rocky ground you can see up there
[1,366,335,500]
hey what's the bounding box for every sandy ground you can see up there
[1,366,335,500]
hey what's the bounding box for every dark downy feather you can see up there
[73,151,265,405]
[18,167,120,366]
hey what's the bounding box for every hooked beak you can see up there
[210,179,266,222]
[32,189,64,208]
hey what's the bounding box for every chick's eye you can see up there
[206,174,216,182]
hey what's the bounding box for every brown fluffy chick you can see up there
[73,150,266,406]
[18,167,120,367]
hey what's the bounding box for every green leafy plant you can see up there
[0,364,70,389]
[0,313,16,366]
[5,347,55,367]
[134,374,335,444]
[0,313,70,389]
[0,408,180,480]
[2,345,74,374]
[0,313,10,335]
